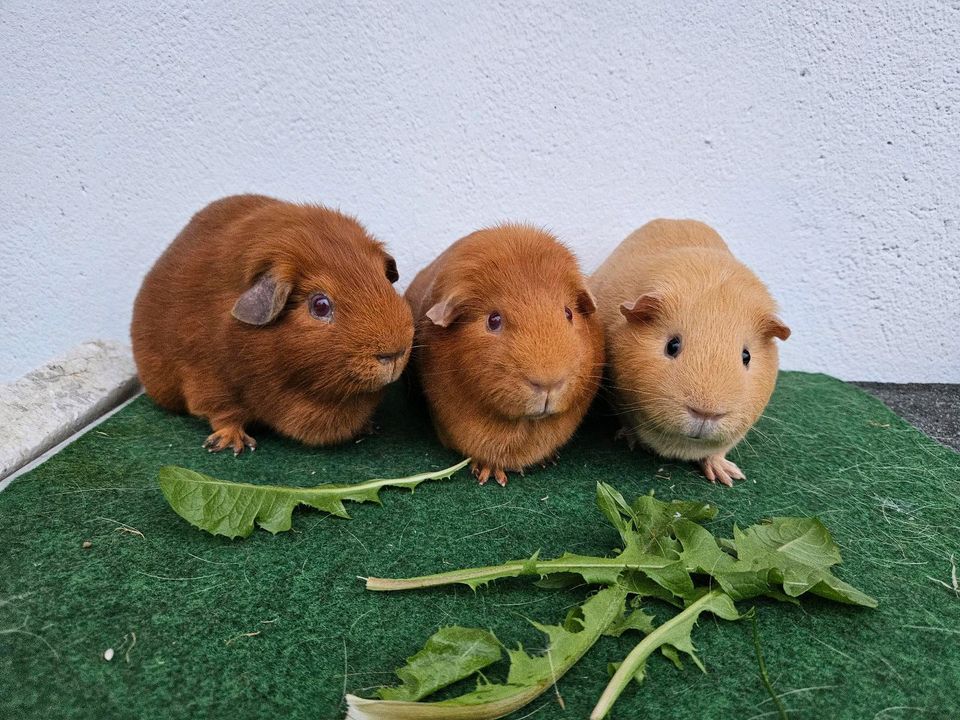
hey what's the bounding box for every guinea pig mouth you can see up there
[375,362,404,386]
[370,348,409,386]
[678,406,729,442]
[683,418,725,441]
[519,376,570,419]
[523,393,563,420]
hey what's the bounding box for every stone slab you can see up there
[0,340,140,483]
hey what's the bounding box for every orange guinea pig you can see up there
[131,194,413,453]
[589,219,790,486]
[404,224,605,486]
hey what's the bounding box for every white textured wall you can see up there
[2,1,958,383]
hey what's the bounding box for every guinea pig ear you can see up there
[620,294,663,324]
[762,314,791,341]
[384,255,400,284]
[575,288,597,315]
[425,295,461,327]
[231,272,293,326]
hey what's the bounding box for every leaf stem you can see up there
[365,562,526,591]
[590,589,729,720]
[752,615,788,720]
[365,555,668,591]
[345,683,548,720]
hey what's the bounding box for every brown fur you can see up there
[590,219,790,486]
[405,224,605,485]
[131,194,413,452]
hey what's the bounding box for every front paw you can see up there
[614,427,637,451]
[540,452,559,469]
[204,426,257,455]
[699,454,745,487]
[471,462,509,487]
[360,419,382,436]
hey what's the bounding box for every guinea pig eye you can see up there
[742,347,751,366]
[564,306,573,322]
[309,293,333,322]
[665,336,681,358]
[487,312,503,333]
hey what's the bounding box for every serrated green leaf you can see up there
[532,572,583,590]
[355,484,876,720]
[603,603,656,638]
[719,536,737,553]
[640,558,696,599]
[628,493,716,553]
[376,627,501,702]
[712,568,779,601]
[159,459,470,539]
[726,518,878,607]
[597,483,715,552]
[546,552,632,586]
[675,519,736,575]
[676,516,875,606]
[367,488,875,608]
[619,569,682,606]
[591,590,740,720]
[367,486,707,598]
[366,549,697,597]
[736,518,841,566]
[659,644,684,670]
[346,585,628,719]
[596,482,635,543]
[608,644,684,680]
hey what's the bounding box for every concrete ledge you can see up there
[0,340,140,482]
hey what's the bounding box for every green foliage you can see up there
[676,515,878,606]
[728,518,878,606]
[590,590,741,719]
[603,600,656,638]
[159,459,470,538]
[366,482,874,607]
[376,627,501,702]
[346,585,628,719]
[353,482,877,720]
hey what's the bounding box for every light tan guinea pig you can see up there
[405,224,605,486]
[589,219,790,486]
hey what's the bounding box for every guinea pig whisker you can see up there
[744,424,786,452]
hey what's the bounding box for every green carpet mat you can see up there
[1,372,958,719]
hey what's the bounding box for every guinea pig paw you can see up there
[471,463,509,487]
[614,428,637,451]
[700,455,745,487]
[204,427,257,456]
[539,452,560,469]
[471,463,491,485]
[360,420,382,436]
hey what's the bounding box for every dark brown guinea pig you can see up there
[131,194,413,453]
[404,224,605,486]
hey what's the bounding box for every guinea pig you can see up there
[404,224,605,486]
[589,219,790,486]
[131,194,413,454]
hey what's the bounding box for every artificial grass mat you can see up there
[1,371,958,720]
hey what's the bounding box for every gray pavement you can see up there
[854,382,960,452]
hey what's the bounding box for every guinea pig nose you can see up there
[527,376,567,394]
[686,406,727,422]
[376,349,406,365]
